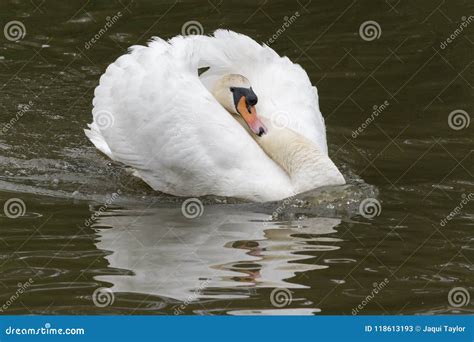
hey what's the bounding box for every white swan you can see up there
[85,30,345,202]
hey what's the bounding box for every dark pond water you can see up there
[0,0,472,315]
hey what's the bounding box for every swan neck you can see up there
[257,128,345,193]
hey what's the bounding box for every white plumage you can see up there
[85,30,344,202]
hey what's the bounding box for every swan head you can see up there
[212,74,267,137]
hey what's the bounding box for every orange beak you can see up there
[236,96,267,136]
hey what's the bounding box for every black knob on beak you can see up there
[257,126,266,137]
[246,88,258,107]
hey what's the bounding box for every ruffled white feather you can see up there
[85,30,340,201]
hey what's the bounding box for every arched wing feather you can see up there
[86,35,292,200]
[193,30,328,154]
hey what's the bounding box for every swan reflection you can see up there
[94,205,342,305]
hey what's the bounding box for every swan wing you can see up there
[194,30,328,154]
[86,36,292,201]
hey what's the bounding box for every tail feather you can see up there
[84,123,113,159]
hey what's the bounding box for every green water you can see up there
[0,0,472,315]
